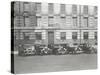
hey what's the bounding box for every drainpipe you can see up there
[79,5,82,44]
[18,2,21,54]
[18,2,20,42]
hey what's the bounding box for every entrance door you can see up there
[48,32,54,44]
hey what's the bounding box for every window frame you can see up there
[35,32,42,40]
[23,32,30,40]
[73,17,77,26]
[72,5,77,15]
[37,16,41,27]
[36,3,41,13]
[23,2,30,13]
[94,6,98,15]
[60,32,66,40]
[72,32,77,40]
[48,16,54,27]
[83,5,88,15]
[94,32,97,40]
[83,32,88,40]
[60,4,66,14]
[84,17,88,27]
[24,16,30,27]
[48,3,54,14]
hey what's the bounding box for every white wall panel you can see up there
[41,16,48,27]
[89,17,95,27]
[65,5,72,15]
[54,3,60,14]
[42,31,46,39]
[88,6,94,15]
[41,3,48,14]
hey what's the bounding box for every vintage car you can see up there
[89,45,97,54]
[53,44,67,55]
[18,44,36,56]
[23,46,36,56]
[57,46,67,55]
[74,46,84,54]
[66,46,76,54]
[40,46,52,55]
[76,43,96,54]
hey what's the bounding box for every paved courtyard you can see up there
[14,54,97,74]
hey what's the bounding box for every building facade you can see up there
[12,2,98,47]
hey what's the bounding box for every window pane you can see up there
[15,31,21,40]
[24,17,30,27]
[14,32,17,40]
[94,6,97,15]
[73,17,77,26]
[72,32,77,39]
[94,32,97,40]
[61,17,66,25]
[35,32,42,40]
[60,32,66,40]
[83,32,88,39]
[48,3,53,14]
[94,17,97,26]
[36,3,41,13]
[23,32,30,40]
[37,16,41,27]
[83,5,88,15]
[72,5,77,14]
[84,17,88,27]
[60,4,65,14]
[14,16,19,27]
[48,17,54,27]
[24,2,29,12]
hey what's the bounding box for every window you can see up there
[14,32,17,40]
[94,32,97,40]
[73,17,77,26]
[37,16,41,27]
[14,32,22,40]
[83,5,88,15]
[48,17,54,27]
[24,2,29,12]
[72,32,77,40]
[36,3,41,13]
[94,17,97,26]
[83,32,88,40]
[61,17,66,25]
[60,32,66,40]
[84,17,88,27]
[31,16,37,27]
[35,32,42,40]
[48,3,53,14]
[14,16,20,27]
[23,32,30,40]
[24,16,30,27]
[72,5,77,14]
[60,4,65,14]
[94,6,97,15]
